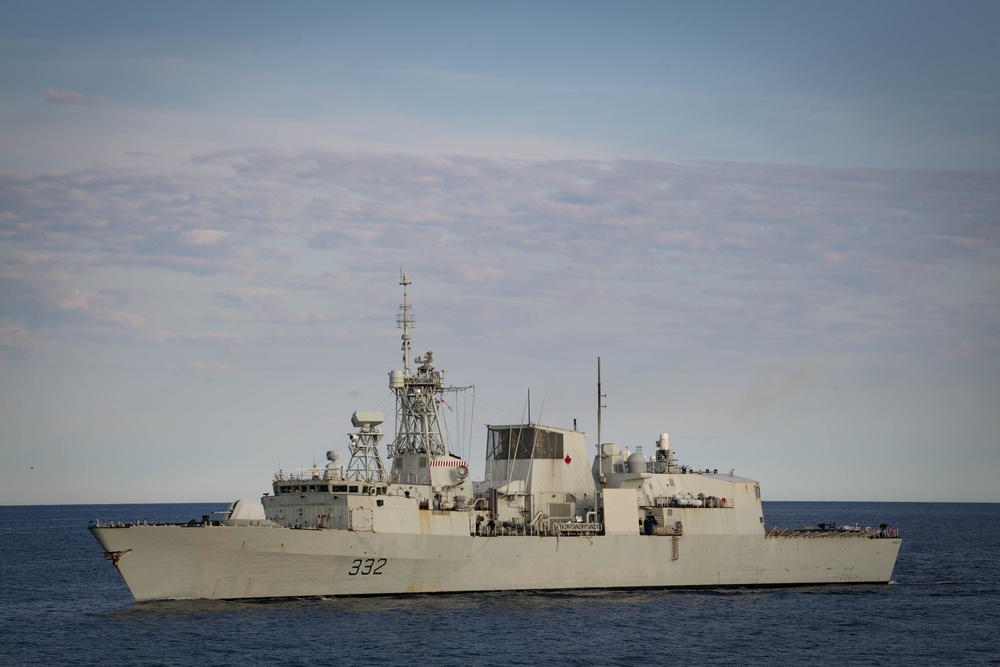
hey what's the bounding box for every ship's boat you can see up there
[90,274,901,601]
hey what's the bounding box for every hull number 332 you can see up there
[348,558,387,576]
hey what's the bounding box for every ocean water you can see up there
[0,502,997,666]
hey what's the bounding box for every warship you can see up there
[90,275,901,601]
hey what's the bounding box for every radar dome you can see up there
[627,452,647,474]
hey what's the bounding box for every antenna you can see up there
[597,357,606,487]
[397,269,413,375]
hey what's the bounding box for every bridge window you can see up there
[487,427,564,460]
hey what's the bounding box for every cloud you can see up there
[0,150,996,373]
[182,229,236,246]
[43,87,101,106]
[0,323,57,359]
[384,67,506,84]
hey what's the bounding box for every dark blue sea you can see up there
[1,502,997,666]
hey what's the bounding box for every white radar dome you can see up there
[627,452,647,474]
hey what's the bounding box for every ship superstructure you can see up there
[90,275,901,602]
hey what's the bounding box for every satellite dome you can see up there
[626,452,647,474]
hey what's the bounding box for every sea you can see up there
[0,502,997,666]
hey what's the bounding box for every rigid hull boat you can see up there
[91,275,901,601]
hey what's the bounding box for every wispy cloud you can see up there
[0,150,996,373]
[383,67,506,84]
[43,87,101,106]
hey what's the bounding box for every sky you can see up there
[1,1,998,505]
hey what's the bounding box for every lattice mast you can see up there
[389,273,448,461]
[345,411,388,482]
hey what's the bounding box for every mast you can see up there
[397,271,413,375]
[597,357,606,494]
[389,274,449,483]
[346,411,387,482]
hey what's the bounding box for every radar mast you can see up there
[346,411,388,483]
[389,274,449,483]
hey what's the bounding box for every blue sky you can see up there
[1,1,998,504]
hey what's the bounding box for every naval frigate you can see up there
[90,274,901,601]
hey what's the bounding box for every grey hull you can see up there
[92,524,900,601]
